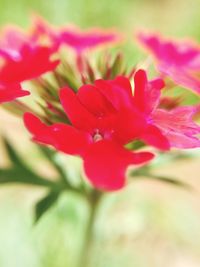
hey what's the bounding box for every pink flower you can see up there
[24,76,154,191]
[32,16,122,55]
[0,83,29,103]
[0,26,59,84]
[59,27,122,54]
[134,70,200,148]
[136,31,200,94]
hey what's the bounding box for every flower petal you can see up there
[94,76,133,110]
[112,107,147,144]
[24,112,91,156]
[137,31,200,94]
[162,131,200,148]
[59,27,121,54]
[160,67,200,95]
[133,69,164,114]
[140,124,170,150]
[60,86,97,132]
[0,47,59,83]
[152,107,200,148]
[83,140,154,191]
[77,84,116,116]
[0,83,29,103]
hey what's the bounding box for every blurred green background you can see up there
[1,0,200,267]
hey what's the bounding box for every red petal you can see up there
[133,69,147,112]
[112,108,147,144]
[77,84,116,116]
[0,83,29,103]
[140,124,170,150]
[0,47,59,83]
[83,140,154,191]
[94,76,133,110]
[133,70,164,114]
[60,86,97,132]
[24,112,91,156]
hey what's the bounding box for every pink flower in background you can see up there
[0,26,59,84]
[32,16,122,55]
[59,27,121,54]
[0,83,29,103]
[24,76,154,191]
[136,31,200,94]
[134,70,200,148]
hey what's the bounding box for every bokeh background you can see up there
[1,0,200,266]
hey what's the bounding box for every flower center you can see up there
[93,130,103,142]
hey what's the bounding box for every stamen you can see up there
[93,130,103,142]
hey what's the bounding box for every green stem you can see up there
[78,190,102,267]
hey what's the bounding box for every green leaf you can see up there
[0,138,58,187]
[35,190,60,222]
[125,140,145,150]
[3,138,25,167]
[38,146,67,182]
[0,168,56,187]
[132,171,192,190]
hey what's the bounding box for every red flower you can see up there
[136,31,200,94]
[0,26,59,84]
[24,76,154,191]
[0,83,29,103]
[134,70,200,148]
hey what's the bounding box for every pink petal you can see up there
[83,140,154,191]
[24,113,91,156]
[152,107,200,148]
[161,131,200,148]
[160,67,200,95]
[59,27,121,54]
[137,32,200,94]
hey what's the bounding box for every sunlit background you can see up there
[1,0,200,266]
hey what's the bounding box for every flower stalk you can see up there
[78,190,103,267]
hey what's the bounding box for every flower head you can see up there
[136,31,200,94]
[24,75,154,191]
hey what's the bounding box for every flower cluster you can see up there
[1,17,200,191]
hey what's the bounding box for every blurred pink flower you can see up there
[32,15,122,55]
[136,31,200,94]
